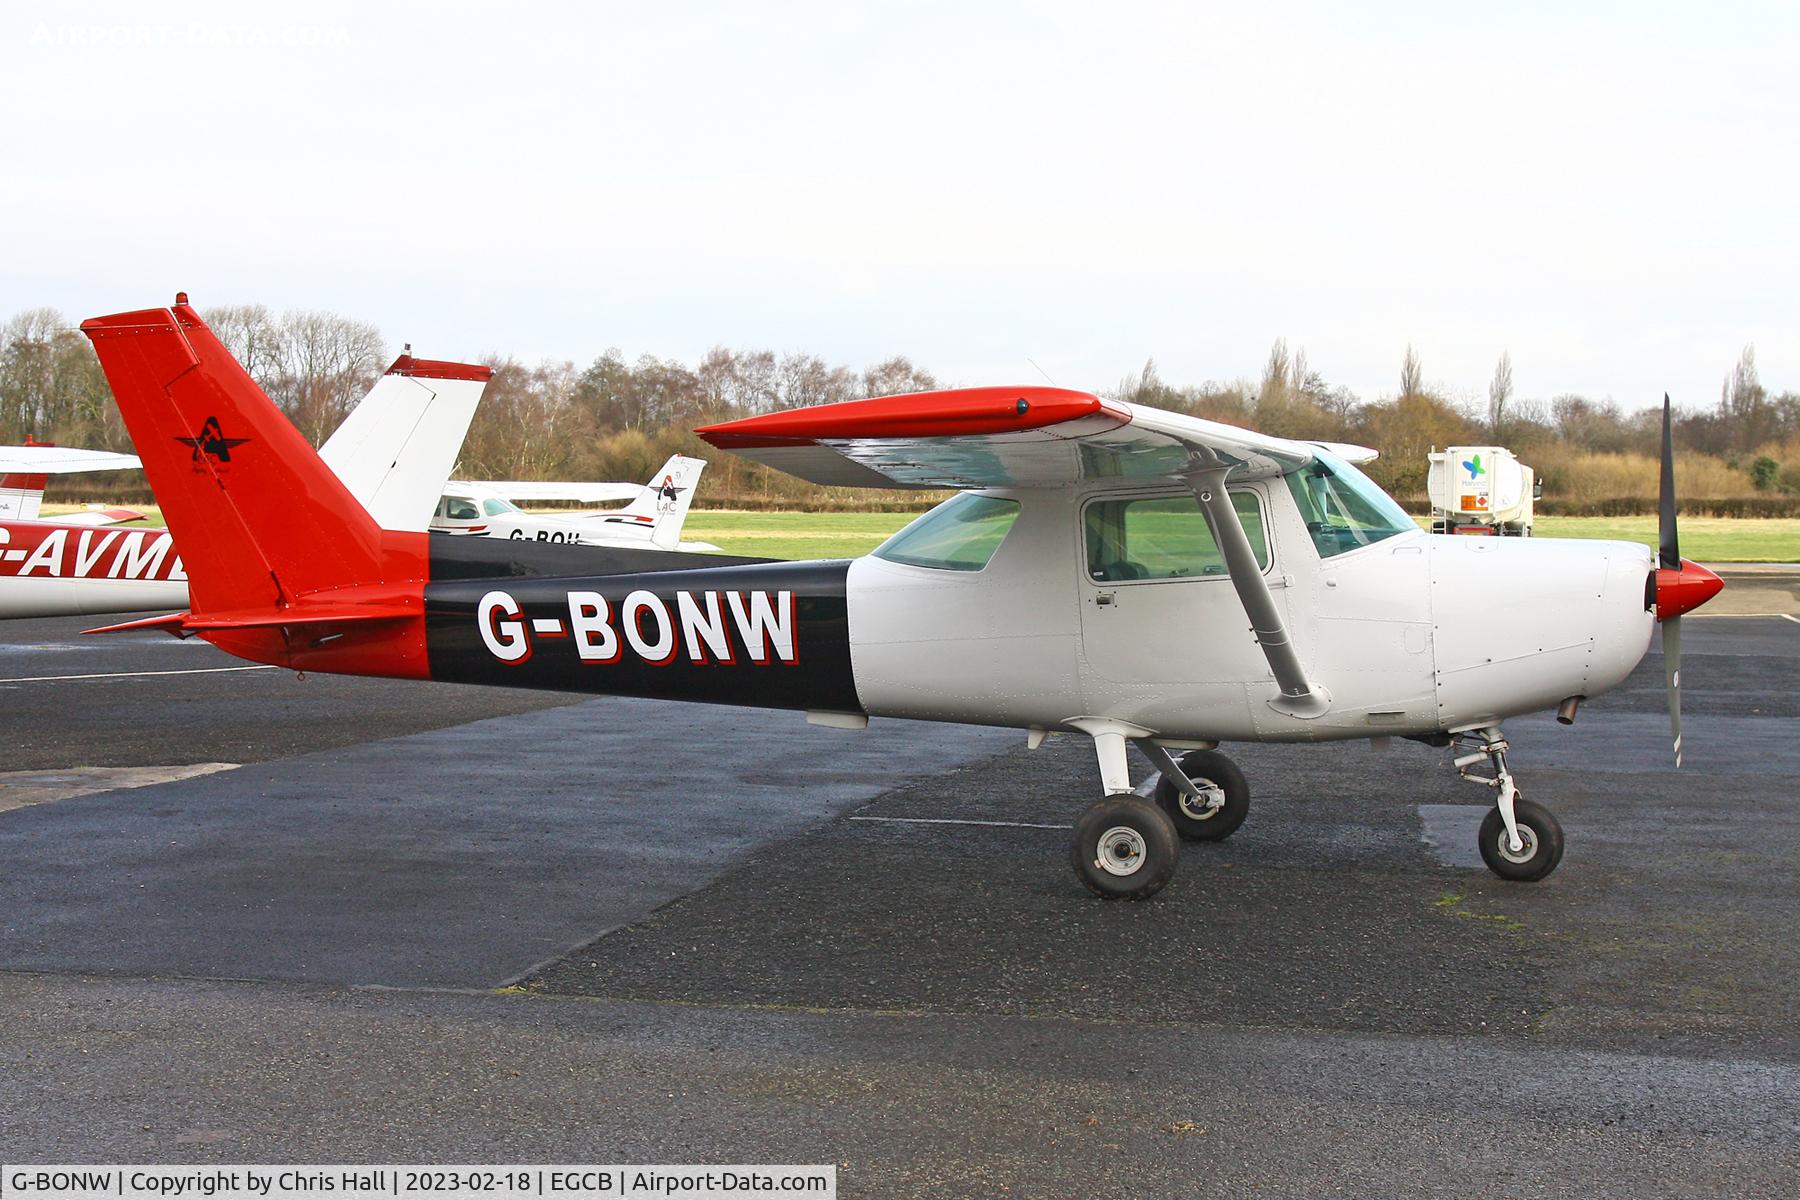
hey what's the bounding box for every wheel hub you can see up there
[1495,824,1538,864]
[1176,781,1226,820]
[1096,825,1147,876]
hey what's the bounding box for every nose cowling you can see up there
[1654,559,1723,621]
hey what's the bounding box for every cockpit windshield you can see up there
[1284,449,1416,557]
[872,493,1020,571]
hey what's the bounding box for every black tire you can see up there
[1478,797,1564,882]
[1153,750,1250,841]
[1070,795,1180,900]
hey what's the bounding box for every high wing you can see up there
[695,386,1325,489]
[699,387,1333,717]
[0,446,143,475]
[460,481,644,504]
[1313,441,1379,466]
[0,444,144,522]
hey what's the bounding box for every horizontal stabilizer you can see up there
[86,600,417,638]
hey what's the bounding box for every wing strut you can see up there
[1186,456,1329,718]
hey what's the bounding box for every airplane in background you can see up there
[0,347,490,619]
[0,439,146,526]
[432,455,719,551]
[79,298,1723,900]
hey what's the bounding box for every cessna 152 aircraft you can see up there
[431,456,718,551]
[79,298,1723,898]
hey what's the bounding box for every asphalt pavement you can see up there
[2,612,1796,1197]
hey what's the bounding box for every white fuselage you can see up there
[845,483,1654,741]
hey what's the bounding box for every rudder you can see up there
[82,297,404,614]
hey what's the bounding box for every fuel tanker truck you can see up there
[1427,445,1540,536]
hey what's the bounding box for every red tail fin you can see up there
[81,298,400,614]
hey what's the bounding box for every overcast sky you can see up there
[3,0,1795,410]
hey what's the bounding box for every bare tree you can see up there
[861,355,938,398]
[1720,343,1772,452]
[203,304,285,393]
[1399,344,1423,398]
[1258,338,1291,405]
[271,309,388,443]
[1488,351,1513,442]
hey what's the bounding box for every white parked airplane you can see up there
[0,441,145,525]
[431,456,718,551]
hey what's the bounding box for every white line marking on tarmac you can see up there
[1782,614,1800,625]
[0,664,280,684]
[850,815,1073,830]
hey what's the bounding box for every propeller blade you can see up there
[1658,392,1680,570]
[1664,614,1683,768]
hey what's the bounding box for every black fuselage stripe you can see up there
[423,538,861,713]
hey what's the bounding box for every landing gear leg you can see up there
[1067,725,1180,900]
[1453,727,1565,882]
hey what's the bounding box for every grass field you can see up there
[689,512,1800,562]
[38,505,1800,562]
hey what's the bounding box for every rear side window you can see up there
[1085,492,1268,582]
[873,494,1021,572]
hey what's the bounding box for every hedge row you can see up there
[44,476,1800,519]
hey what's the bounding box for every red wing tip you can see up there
[386,354,494,382]
[695,385,1108,444]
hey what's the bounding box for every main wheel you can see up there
[1478,797,1564,882]
[1153,750,1250,841]
[1070,795,1180,900]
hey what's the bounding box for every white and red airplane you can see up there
[432,456,717,551]
[0,350,491,619]
[78,298,1723,898]
[0,439,145,526]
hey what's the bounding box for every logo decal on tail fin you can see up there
[175,416,251,466]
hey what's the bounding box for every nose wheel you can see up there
[1454,728,1566,882]
[1477,797,1564,881]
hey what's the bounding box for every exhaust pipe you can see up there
[1556,696,1583,725]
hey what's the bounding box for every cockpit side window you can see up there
[873,494,1022,572]
[1084,491,1268,583]
[444,496,480,522]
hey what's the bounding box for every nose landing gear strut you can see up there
[1453,727,1565,882]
